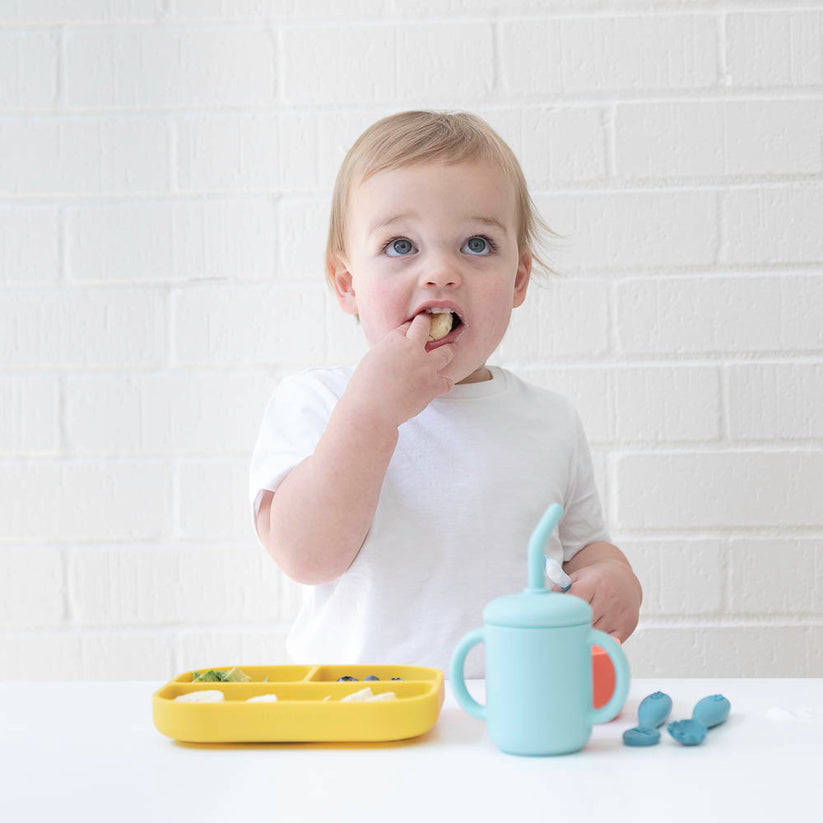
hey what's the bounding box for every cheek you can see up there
[481,310,513,344]
[357,283,407,341]
[473,288,515,340]
[372,280,407,319]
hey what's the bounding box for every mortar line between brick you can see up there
[635,617,823,628]
[718,360,730,443]
[604,103,616,179]
[61,543,71,625]
[5,178,823,206]
[491,18,499,97]
[274,23,284,104]
[2,617,820,636]
[5,89,823,122]
[168,115,177,193]
[2,7,809,30]
[56,24,65,106]
[717,10,729,86]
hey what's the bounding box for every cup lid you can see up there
[483,590,592,628]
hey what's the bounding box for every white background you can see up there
[1,0,821,680]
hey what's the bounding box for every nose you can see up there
[419,256,462,289]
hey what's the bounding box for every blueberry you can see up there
[364,675,379,681]
[391,677,402,681]
[337,676,358,682]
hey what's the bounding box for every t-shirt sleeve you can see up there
[248,372,337,526]
[559,407,611,561]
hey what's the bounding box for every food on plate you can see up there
[340,687,374,702]
[174,690,225,703]
[191,667,251,683]
[340,687,397,702]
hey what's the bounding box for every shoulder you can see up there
[259,366,354,427]
[495,367,582,426]
[273,365,354,403]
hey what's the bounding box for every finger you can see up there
[592,615,611,633]
[569,585,595,606]
[438,377,455,396]
[432,343,456,368]
[592,616,621,641]
[406,312,431,342]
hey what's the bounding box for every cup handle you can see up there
[587,629,630,725]
[448,627,487,721]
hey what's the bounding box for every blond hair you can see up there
[324,110,560,291]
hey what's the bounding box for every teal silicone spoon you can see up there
[623,691,673,746]
[667,694,731,746]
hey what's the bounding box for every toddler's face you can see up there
[332,158,531,384]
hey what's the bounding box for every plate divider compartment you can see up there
[153,663,445,742]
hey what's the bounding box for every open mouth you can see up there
[426,308,462,340]
[421,308,465,349]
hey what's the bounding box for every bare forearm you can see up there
[562,541,632,575]
[257,395,399,585]
[256,313,455,586]
[562,541,643,640]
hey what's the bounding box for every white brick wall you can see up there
[1,0,821,680]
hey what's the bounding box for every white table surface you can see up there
[2,678,821,822]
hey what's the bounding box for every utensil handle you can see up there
[448,628,487,721]
[587,629,630,725]
[692,694,731,728]
[637,691,672,729]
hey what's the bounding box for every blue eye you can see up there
[381,235,498,257]
[463,235,498,254]
[384,237,414,256]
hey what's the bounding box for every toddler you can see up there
[250,111,642,677]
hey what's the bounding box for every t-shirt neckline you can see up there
[435,365,508,400]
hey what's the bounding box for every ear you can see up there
[331,258,359,316]
[512,249,532,308]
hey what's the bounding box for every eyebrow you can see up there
[368,213,508,236]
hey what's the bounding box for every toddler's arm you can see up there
[256,313,455,585]
[255,398,398,584]
[560,542,642,641]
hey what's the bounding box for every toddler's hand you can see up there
[344,313,456,429]
[558,560,641,642]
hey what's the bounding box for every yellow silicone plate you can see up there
[153,664,445,743]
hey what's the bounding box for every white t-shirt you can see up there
[249,364,610,677]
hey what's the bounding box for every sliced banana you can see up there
[427,311,454,341]
[246,693,278,702]
[174,689,225,702]
[340,686,374,702]
[337,687,397,703]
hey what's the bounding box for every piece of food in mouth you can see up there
[426,308,455,341]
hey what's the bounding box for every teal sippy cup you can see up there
[449,503,630,756]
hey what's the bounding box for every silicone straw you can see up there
[527,503,564,592]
